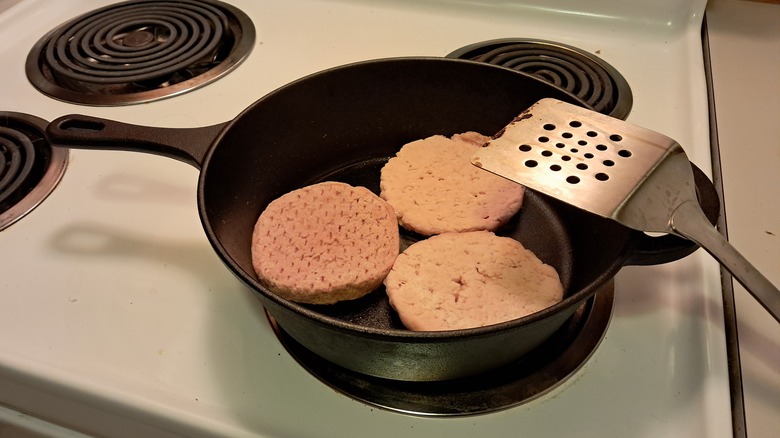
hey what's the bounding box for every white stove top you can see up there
[0,1,732,436]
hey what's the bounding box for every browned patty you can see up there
[384,231,564,331]
[251,181,400,304]
[379,132,525,236]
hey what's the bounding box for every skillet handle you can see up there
[624,163,721,266]
[46,114,227,170]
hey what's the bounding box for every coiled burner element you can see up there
[25,0,255,105]
[0,114,68,231]
[448,39,632,119]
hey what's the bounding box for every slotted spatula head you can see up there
[471,98,699,234]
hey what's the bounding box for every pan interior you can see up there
[199,58,632,332]
[291,159,578,330]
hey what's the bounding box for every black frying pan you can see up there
[46,58,719,381]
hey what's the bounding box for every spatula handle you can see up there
[671,200,780,324]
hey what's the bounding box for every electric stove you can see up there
[0,0,734,436]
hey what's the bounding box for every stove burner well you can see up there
[25,0,255,106]
[270,282,614,416]
[0,113,68,231]
[448,39,633,119]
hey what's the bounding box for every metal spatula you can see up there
[472,98,780,323]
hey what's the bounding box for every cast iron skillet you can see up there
[46,58,719,381]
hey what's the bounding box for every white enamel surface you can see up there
[706,1,780,437]
[0,0,732,436]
